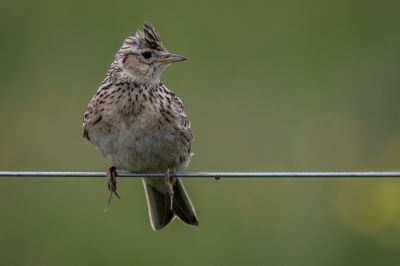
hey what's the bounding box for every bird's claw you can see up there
[165,168,174,210]
[105,166,120,211]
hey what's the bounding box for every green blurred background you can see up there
[1,0,400,265]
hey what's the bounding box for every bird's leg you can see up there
[165,168,174,210]
[105,166,120,211]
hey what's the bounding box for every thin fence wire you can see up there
[1,171,400,178]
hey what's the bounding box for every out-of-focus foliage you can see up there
[1,0,400,265]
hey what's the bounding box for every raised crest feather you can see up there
[133,22,165,51]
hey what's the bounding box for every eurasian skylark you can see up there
[83,22,198,230]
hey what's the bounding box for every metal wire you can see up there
[1,171,400,178]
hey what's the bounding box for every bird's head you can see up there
[116,22,186,83]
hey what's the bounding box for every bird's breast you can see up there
[88,102,185,172]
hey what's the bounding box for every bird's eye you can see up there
[141,51,152,59]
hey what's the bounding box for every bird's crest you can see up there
[124,22,165,51]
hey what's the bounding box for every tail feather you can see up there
[172,178,199,226]
[143,181,174,230]
[143,178,198,231]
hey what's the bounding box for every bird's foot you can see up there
[165,168,174,210]
[105,166,120,211]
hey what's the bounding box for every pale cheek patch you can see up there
[123,54,148,77]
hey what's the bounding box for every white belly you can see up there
[90,111,185,172]
[94,126,183,171]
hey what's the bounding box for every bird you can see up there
[82,22,198,230]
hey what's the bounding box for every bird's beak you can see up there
[156,53,187,64]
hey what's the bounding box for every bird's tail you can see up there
[142,178,199,231]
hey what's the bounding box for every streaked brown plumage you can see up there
[83,22,198,230]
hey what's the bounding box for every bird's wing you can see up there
[82,82,114,141]
[170,93,193,151]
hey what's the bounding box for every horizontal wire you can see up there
[1,171,400,178]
